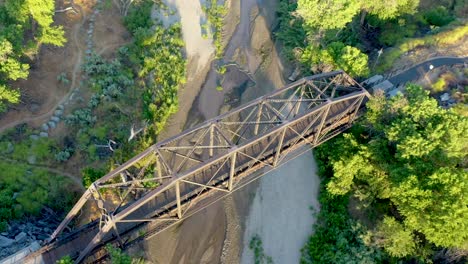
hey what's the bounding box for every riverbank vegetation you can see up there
[276,0,467,78]
[0,0,66,112]
[0,0,186,234]
[302,85,468,263]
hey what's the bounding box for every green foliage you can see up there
[202,0,227,58]
[0,84,20,112]
[431,77,447,93]
[297,0,361,30]
[0,160,78,229]
[275,1,307,59]
[326,85,468,250]
[362,0,419,20]
[0,0,66,111]
[374,216,416,257]
[106,244,132,264]
[56,255,73,264]
[301,176,384,263]
[249,235,273,264]
[423,6,454,27]
[82,167,105,188]
[301,42,369,77]
[124,0,154,33]
[125,2,186,137]
[105,244,145,264]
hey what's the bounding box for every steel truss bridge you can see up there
[23,71,371,263]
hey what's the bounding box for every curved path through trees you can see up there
[388,56,468,86]
[0,5,86,134]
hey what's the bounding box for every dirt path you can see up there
[0,4,87,134]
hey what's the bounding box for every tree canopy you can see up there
[0,0,66,112]
[326,85,468,255]
[296,0,420,29]
[296,0,361,30]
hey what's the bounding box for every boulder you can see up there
[440,93,450,102]
[48,121,56,129]
[27,155,37,164]
[57,104,64,110]
[41,123,49,131]
[29,135,39,141]
[39,132,48,138]
[15,232,27,243]
[51,116,60,123]
[0,235,14,248]
[54,109,63,116]
[5,142,14,154]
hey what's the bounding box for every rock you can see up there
[88,29,93,34]
[0,232,7,236]
[39,132,48,138]
[12,192,18,199]
[0,235,14,248]
[57,104,64,110]
[51,116,60,123]
[5,142,14,154]
[54,109,63,116]
[27,155,37,164]
[29,134,39,141]
[440,93,450,102]
[29,103,40,113]
[43,228,51,233]
[86,49,92,54]
[41,123,49,131]
[15,232,27,243]
[37,221,47,227]
[48,121,56,129]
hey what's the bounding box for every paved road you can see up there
[389,56,468,86]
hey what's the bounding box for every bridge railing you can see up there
[47,70,370,263]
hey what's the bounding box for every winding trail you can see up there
[0,5,87,134]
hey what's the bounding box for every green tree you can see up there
[361,0,419,20]
[326,85,468,250]
[0,84,20,112]
[300,42,369,77]
[373,216,416,257]
[296,0,361,30]
[0,38,29,80]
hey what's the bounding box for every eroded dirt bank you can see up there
[126,0,320,263]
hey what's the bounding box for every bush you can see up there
[82,167,106,188]
[432,78,447,93]
[423,6,454,27]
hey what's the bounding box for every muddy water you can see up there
[125,0,320,263]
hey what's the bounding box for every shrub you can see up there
[82,167,106,188]
[423,6,454,27]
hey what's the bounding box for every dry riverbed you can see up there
[125,1,321,263]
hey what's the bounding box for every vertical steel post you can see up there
[254,103,263,135]
[313,103,331,145]
[209,124,215,157]
[228,152,237,191]
[294,86,305,116]
[348,95,364,124]
[155,155,162,181]
[175,181,182,219]
[273,128,287,167]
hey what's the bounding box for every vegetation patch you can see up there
[303,85,468,263]
[0,0,66,112]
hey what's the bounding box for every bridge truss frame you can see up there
[49,71,371,263]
